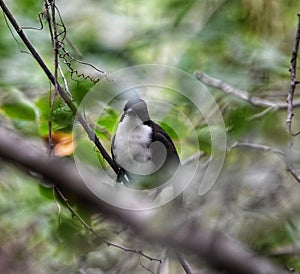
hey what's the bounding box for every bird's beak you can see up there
[126,107,135,115]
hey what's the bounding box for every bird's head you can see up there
[124,98,150,122]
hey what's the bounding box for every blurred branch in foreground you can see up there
[0,126,287,274]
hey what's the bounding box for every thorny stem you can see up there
[287,13,300,135]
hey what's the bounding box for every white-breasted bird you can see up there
[111,98,180,189]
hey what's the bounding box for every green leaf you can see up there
[226,105,252,138]
[38,184,54,200]
[70,79,95,105]
[74,140,102,168]
[260,112,288,144]
[12,120,38,135]
[1,89,36,121]
[97,107,119,135]
[2,103,35,120]
[195,125,212,154]
[35,95,74,135]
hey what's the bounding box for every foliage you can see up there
[1,0,300,273]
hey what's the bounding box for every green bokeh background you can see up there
[1,0,300,272]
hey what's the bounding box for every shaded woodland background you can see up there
[1,0,300,273]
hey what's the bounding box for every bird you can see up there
[111,98,181,189]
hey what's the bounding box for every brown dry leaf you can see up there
[44,132,74,157]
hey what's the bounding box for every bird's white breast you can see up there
[113,114,154,175]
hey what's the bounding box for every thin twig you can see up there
[286,13,300,135]
[47,0,60,156]
[65,36,82,59]
[249,107,274,120]
[22,11,44,30]
[58,63,71,95]
[139,260,155,274]
[47,0,104,83]
[195,71,300,109]
[228,140,300,192]
[287,166,300,183]
[53,186,62,225]
[55,186,162,264]
[228,141,286,156]
[54,186,96,234]
[106,241,162,263]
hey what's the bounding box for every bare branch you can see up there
[106,241,162,263]
[286,13,300,135]
[270,242,300,257]
[195,71,300,109]
[46,0,60,156]
[228,141,300,188]
[228,141,286,156]
[0,127,288,274]
[287,166,300,183]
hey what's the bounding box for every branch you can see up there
[270,242,300,257]
[105,241,161,263]
[0,127,288,274]
[195,71,300,109]
[287,166,300,183]
[228,141,300,187]
[228,141,286,156]
[54,186,162,263]
[0,0,120,175]
[177,253,193,274]
[286,13,300,135]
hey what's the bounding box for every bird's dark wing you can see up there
[144,120,180,164]
[111,134,117,163]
